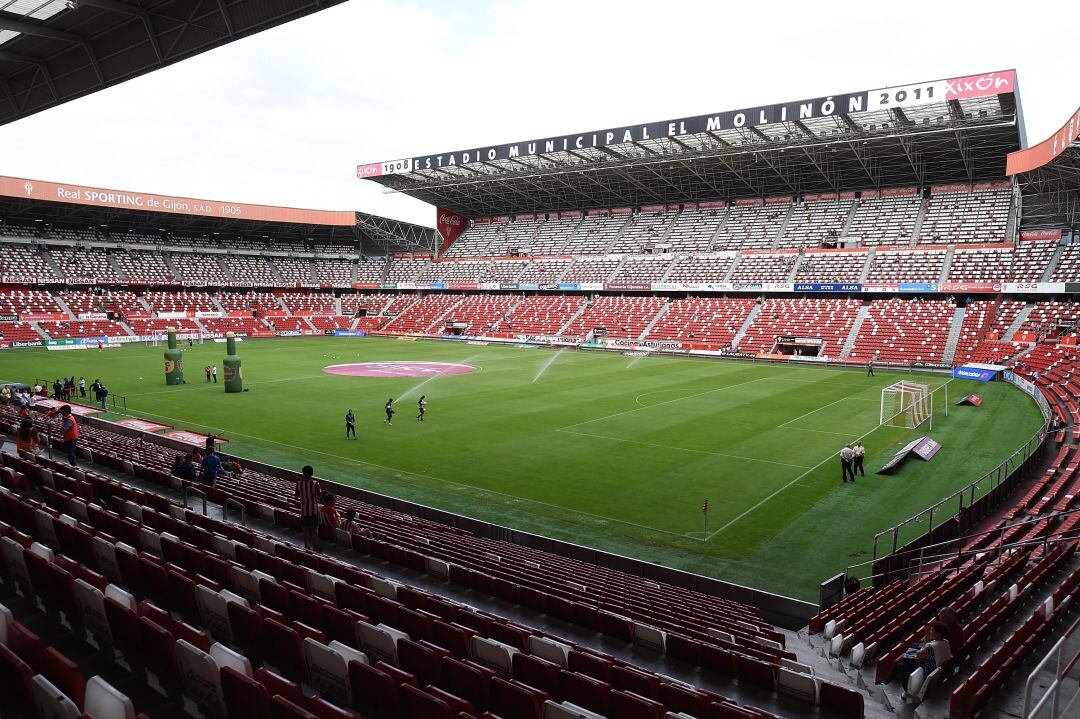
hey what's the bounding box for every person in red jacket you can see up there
[47,405,79,465]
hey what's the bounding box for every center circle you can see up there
[323,361,478,378]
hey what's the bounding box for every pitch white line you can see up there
[556,428,812,469]
[705,377,956,541]
[781,426,859,437]
[558,375,771,431]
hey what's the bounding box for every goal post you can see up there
[881,380,934,430]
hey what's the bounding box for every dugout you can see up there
[774,335,824,357]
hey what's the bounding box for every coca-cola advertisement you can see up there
[436,207,468,255]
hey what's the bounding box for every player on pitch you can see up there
[417,395,427,422]
[384,398,395,425]
[345,409,356,439]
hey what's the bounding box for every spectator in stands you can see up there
[296,465,322,551]
[199,449,222,487]
[53,378,62,399]
[47,405,79,466]
[319,493,340,529]
[78,377,86,398]
[16,418,40,455]
[0,385,9,405]
[98,384,109,411]
[172,454,198,482]
[893,622,951,686]
[938,608,964,654]
[223,458,244,477]
[340,509,373,538]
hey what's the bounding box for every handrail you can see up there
[849,507,1080,577]
[1024,615,1080,719]
[843,518,1080,586]
[183,485,207,515]
[223,498,246,526]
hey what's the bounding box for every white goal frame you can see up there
[881,380,936,430]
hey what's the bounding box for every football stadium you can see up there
[0,3,1078,719]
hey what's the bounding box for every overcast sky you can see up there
[0,0,1072,228]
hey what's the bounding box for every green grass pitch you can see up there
[2,337,1043,600]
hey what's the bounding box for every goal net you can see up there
[881,381,933,429]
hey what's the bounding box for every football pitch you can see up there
[2,337,1043,600]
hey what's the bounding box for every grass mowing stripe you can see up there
[554,428,813,469]
[106,405,693,540]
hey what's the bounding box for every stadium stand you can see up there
[110,250,176,284]
[443,294,520,335]
[847,299,955,364]
[919,184,1011,244]
[778,195,855,249]
[1011,239,1057,281]
[664,204,726,252]
[382,294,463,333]
[561,257,622,284]
[737,298,861,357]
[665,253,736,283]
[493,295,586,337]
[647,297,757,348]
[611,209,675,253]
[50,247,121,283]
[714,202,789,251]
[515,258,573,285]
[844,191,922,246]
[0,244,60,282]
[563,213,627,255]
[561,296,666,341]
[1050,244,1080,282]
[947,245,1014,282]
[143,291,218,314]
[865,248,946,283]
[793,250,868,283]
[728,252,797,282]
[169,253,230,285]
[609,255,675,285]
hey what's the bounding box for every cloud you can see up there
[0,0,1071,230]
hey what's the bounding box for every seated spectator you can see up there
[199,449,222,487]
[893,622,952,686]
[340,508,374,538]
[171,454,198,482]
[319,493,340,529]
[223,458,244,477]
[16,418,40,456]
[938,607,964,654]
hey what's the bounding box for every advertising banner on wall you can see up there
[0,175,356,225]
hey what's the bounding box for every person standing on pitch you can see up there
[853,440,866,477]
[345,409,356,439]
[205,365,212,383]
[417,395,427,422]
[211,365,218,383]
[840,443,856,482]
[867,357,875,377]
[78,377,86,398]
[384,398,395,425]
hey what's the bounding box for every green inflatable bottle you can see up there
[223,331,243,393]
[164,327,185,385]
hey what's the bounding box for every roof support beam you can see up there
[0,13,105,87]
[75,0,164,63]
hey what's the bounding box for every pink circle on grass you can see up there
[324,361,478,378]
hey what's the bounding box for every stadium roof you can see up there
[360,70,1024,218]
[1008,105,1080,231]
[0,173,439,253]
[0,0,345,126]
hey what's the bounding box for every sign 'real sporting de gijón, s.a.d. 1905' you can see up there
[358,71,1016,178]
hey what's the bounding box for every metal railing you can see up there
[846,508,1080,586]
[183,486,207,515]
[223,498,246,526]
[1024,616,1080,719]
[871,425,1046,559]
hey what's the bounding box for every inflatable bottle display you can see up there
[223,331,243,393]
[164,327,185,385]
